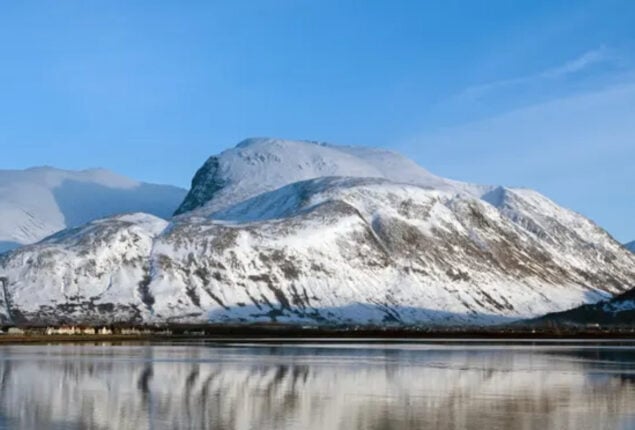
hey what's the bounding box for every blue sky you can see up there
[0,1,634,241]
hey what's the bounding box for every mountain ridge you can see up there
[1,138,633,326]
[0,166,186,252]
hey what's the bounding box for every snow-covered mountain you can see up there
[534,286,635,326]
[175,137,487,216]
[626,241,635,253]
[0,167,186,253]
[1,138,634,326]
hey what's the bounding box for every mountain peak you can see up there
[23,165,58,172]
[235,137,333,149]
[0,167,186,248]
[175,137,485,216]
[1,166,140,189]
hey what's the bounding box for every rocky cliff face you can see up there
[0,139,633,325]
[173,157,225,215]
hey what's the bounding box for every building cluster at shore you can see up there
[1,326,173,336]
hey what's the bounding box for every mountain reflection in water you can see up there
[1,341,635,430]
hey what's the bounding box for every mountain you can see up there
[0,167,186,253]
[175,137,486,216]
[1,138,634,326]
[533,287,635,326]
[626,241,635,253]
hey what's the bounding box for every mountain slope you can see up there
[533,287,635,326]
[626,241,635,253]
[149,177,634,325]
[0,213,168,324]
[0,167,186,251]
[0,138,633,326]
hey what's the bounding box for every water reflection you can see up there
[1,342,635,429]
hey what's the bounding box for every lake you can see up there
[1,340,634,429]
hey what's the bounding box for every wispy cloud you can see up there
[540,48,609,78]
[460,47,614,100]
[408,78,635,241]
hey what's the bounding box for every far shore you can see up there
[1,324,635,344]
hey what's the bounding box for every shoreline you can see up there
[2,325,635,344]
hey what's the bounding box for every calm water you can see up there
[1,340,635,430]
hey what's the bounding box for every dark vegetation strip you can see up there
[2,323,635,344]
